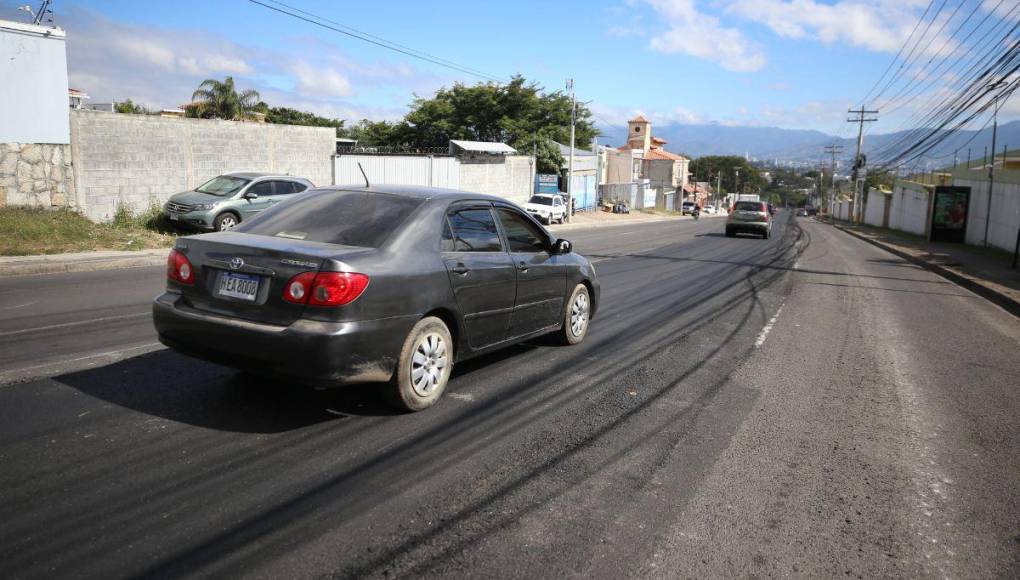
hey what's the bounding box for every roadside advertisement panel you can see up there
[930,186,970,243]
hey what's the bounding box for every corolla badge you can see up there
[229,257,245,270]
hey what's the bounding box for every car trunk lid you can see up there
[174,232,371,326]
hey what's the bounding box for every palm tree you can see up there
[189,76,260,121]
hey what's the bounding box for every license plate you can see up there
[218,272,259,301]
[169,213,179,221]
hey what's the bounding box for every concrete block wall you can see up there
[0,143,75,209]
[863,189,888,227]
[457,155,534,205]
[69,110,335,221]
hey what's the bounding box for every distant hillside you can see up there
[597,120,1020,168]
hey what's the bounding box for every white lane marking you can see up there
[0,342,164,386]
[0,311,150,337]
[1,301,37,310]
[754,305,784,348]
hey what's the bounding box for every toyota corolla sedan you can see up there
[153,185,600,411]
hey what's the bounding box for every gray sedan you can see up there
[153,185,600,411]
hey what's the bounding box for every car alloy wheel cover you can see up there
[410,332,448,397]
[570,292,589,337]
[219,216,237,230]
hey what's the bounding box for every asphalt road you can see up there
[1,212,1018,579]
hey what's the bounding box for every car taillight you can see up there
[167,249,195,285]
[282,272,369,307]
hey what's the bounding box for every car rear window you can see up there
[235,190,423,248]
[734,202,764,212]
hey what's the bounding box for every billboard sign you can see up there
[535,174,559,194]
[930,185,970,243]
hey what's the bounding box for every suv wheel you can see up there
[389,317,453,412]
[214,212,240,231]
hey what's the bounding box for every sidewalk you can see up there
[0,248,170,277]
[829,220,1020,318]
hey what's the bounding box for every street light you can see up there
[983,79,1008,247]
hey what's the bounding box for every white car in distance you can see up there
[524,194,567,224]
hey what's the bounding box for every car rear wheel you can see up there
[214,212,240,231]
[725,228,735,238]
[557,284,590,345]
[389,316,453,412]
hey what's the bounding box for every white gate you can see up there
[332,155,460,188]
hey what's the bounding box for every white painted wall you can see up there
[864,189,887,227]
[333,155,459,189]
[958,178,1020,252]
[888,184,930,236]
[0,20,69,144]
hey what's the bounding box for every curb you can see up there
[832,224,1020,320]
[0,248,170,278]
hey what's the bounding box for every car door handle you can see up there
[451,263,470,275]
[517,261,528,272]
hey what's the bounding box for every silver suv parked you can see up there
[163,172,315,231]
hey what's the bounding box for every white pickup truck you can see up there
[524,194,567,225]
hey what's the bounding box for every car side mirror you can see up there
[244,192,259,200]
[554,238,572,254]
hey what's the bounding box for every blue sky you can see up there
[2,0,1011,136]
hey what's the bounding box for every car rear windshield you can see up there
[196,175,250,197]
[235,190,423,248]
[734,202,764,212]
[528,196,554,205]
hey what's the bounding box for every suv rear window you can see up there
[734,202,764,212]
[236,190,423,247]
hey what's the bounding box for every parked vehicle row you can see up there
[154,185,599,412]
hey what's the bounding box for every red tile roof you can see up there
[645,148,686,161]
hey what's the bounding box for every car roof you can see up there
[319,184,511,203]
[224,171,307,181]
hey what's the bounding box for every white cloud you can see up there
[291,61,355,98]
[727,0,949,55]
[640,0,767,72]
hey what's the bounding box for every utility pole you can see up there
[985,80,1007,246]
[566,78,575,224]
[847,106,878,224]
[734,168,740,208]
[824,144,844,217]
[717,172,722,211]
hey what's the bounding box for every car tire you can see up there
[725,228,735,238]
[214,212,240,232]
[557,284,591,345]
[389,316,453,412]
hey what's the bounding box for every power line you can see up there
[245,0,507,83]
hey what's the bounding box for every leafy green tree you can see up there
[400,75,596,172]
[689,156,765,194]
[114,99,149,115]
[188,76,260,121]
[255,104,346,136]
[864,169,895,192]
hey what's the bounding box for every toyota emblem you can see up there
[229,257,244,270]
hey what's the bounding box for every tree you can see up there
[188,76,260,121]
[689,156,766,194]
[399,75,596,172]
[864,169,895,192]
[115,99,149,115]
[256,104,346,136]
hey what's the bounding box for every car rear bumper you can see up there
[726,222,770,234]
[153,292,417,385]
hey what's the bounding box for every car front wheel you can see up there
[389,316,453,412]
[214,212,240,231]
[557,284,590,345]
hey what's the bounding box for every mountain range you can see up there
[596,120,1020,169]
